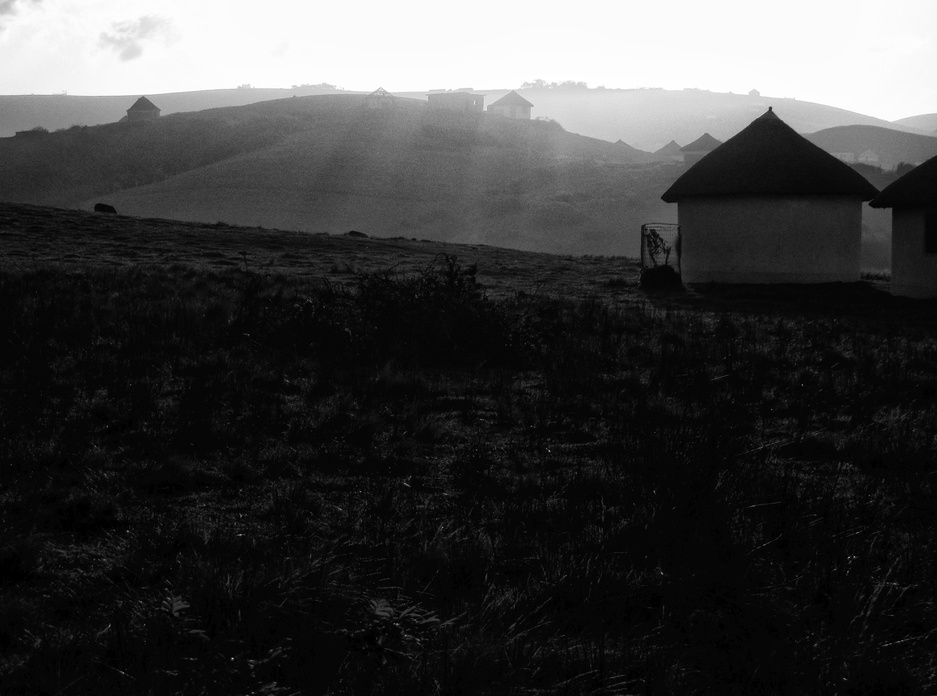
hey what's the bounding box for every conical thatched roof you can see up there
[662,108,879,202]
[655,140,683,157]
[870,154,937,208]
[128,96,159,112]
[491,90,534,107]
[680,133,721,152]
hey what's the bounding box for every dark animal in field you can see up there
[94,203,117,214]
[346,230,368,238]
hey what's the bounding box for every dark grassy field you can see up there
[2,203,936,695]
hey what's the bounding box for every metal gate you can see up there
[640,223,681,287]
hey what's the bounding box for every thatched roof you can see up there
[655,140,683,156]
[870,154,937,208]
[680,133,721,152]
[662,108,879,203]
[491,90,534,108]
[128,96,159,112]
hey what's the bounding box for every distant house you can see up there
[870,155,937,297]
[487,90,533,120]
[427,91,485,112]
[749,89,761,98]
[126,96,160,122]
[366,87,396,110]
[680,133,722,166]
[14,126,49,139]
[858,149,880,166]
[661,107,879,284]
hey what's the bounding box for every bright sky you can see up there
[2,0,935,121]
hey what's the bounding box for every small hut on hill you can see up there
[366,87,396,110]
[680,133,722,166]
[870,155,937,297]
[126,96,160,122]
[487,90,533,120]
[661,107,879,284]
[655,140,683,162]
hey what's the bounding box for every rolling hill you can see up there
[3,85,933,150]
[0,94,678,257]
[0,85,345,138]
[411,87,932,153]
[804,125,937,170]
[3,93,924,264]
[893,113,937,133]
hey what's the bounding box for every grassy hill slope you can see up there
[0,94,908,262]
[0,95,677,257]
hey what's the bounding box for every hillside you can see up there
[0,94,913,263]
[4,85,932,150]
[0,94,677,257]
[893,113,937,133]
[0,85,345,138]
[804,125,937,170]
[405,87,931,152]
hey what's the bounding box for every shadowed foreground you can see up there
[1,204,936,694]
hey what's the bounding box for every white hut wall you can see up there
[677,195,862,283]
[890,208,937,298]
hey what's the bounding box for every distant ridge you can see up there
[0,85,347,138]
[3,86,931,145]
[805,125,937,170]
[892,113,937,134]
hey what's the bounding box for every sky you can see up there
[1,0,935,121]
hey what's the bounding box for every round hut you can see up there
[870,155,937,298]
[126,96,160,122]
[661,108,879,284]
[680,133,722,167]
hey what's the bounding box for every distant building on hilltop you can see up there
[661,107,879,284]
[14,126,50,139]
[427,91,485,113]
[126,96,160,122]
[487,90,533,120]
[870,154,937,297]
[366,87,396,110]
[680,133,722,167]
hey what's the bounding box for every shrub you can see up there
[640,264,682,289]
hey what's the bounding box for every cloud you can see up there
[98,15,174,61]
[0,0,40,15]
[0,0,41,32]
